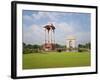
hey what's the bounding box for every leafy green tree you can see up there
[85,43,91,49]
[55,44,61,48]
[26,44,33,49]
[78,42,91,52]
[33,44,40,49]
[23,42,26,48]
[78,44,83,48]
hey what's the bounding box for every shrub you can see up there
[23,48,32,54]
[57,49,62,52]
[32,49,39,53]
[78,48,89,52]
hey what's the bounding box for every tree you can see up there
[33,45,40,49]
[23,42,26,48]
[26,44,33,49]
[78,42,91,52]
[85,43,91,49]
[55,44,60,48]
[78,44,83,48]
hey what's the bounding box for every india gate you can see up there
[66,36,76,52]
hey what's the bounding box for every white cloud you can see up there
[54,22,74,33]
[23,15,33,21]
[32,12,62,22]
[23,24,45,44]
[32,12,46,20]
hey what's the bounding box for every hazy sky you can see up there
[22,10,91,45]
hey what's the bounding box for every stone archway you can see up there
[66,36,76,52]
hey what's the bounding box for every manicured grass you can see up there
[23,52,90,69]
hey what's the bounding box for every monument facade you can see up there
[66,36,76,51]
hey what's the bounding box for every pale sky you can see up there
[22,10,91,45]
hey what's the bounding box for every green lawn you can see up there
[23,52,90,69]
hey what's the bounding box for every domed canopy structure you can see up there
[43,24,56,51]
